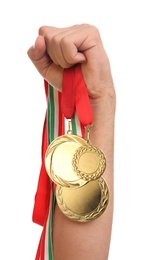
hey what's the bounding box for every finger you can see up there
[52,31,87,67]
[46,33,86,68]
[60,27,99,64]
[39,26,75,67]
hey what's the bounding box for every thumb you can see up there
[27,36,63,90]
[27,36,46,63]
[27,36,50,79]
[28,36,46,60]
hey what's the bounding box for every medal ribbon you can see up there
[34,66,92,260]
[62,65,93,126]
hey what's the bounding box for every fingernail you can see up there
[30,44,35,50]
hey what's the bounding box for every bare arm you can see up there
[27,24,116,260]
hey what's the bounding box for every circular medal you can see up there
[45,134,88,188]
[56,177,109,222]
[72,143,106,181]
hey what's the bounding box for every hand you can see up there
[27,24,114,100]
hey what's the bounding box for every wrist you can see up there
[89,87,116,148]
[90,86,116,113]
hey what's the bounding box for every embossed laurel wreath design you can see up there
[72,144,106,181]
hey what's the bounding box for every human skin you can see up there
[27,24,116,260]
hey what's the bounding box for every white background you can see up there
[0,0,142,259]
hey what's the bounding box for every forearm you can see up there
[52,89,116,260]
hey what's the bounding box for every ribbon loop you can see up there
[62,65,93,127]
[61,67,76,119]
[75,66,93,126]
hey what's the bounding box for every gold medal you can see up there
[45,132,88,188]
[72,143,106,181]
[56,177,109,222]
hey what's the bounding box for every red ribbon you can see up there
[62,65,93,126]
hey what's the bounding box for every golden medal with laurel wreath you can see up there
[56,177,109,222]
[45,120,88,189]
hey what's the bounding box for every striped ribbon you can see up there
[35,81,84,259]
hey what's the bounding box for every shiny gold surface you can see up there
[45,134,88,188]
[72,144,106,181]
[56,177,109,222]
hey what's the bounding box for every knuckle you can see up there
[90,26,101,42]
[38,26,47,35]
[61,36,69,46]
[52,34,60,45]
[81,24,101,43]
